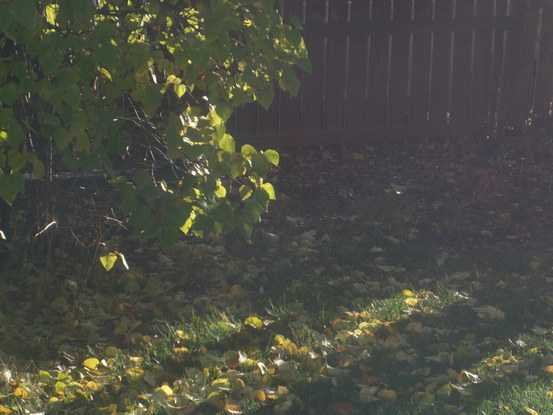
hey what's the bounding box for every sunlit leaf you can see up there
[86,381,100,391]
[82,358,100,370]
[99,252,119,271]
[261,183,276,200]
[13,387,28,399]
[264,149,279,166]
[125,367,144,381]
[244,316,264,329]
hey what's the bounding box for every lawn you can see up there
[1,122,553,414]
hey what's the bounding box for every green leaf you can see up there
[241,144,257,159]
[210,201,235,230]
[39,52,61,76]
[96,43,119,70]
[0,5,12,30]
[162,197,191,228]
[0,171,24,204]
[239,185,253,200]
[257,88,275,110]
[9,0,37,29]
[264,149,279,166]
[219,134,235,153]
[94,20,114,44]
[0,84,18,106]
[251,153,270,175]
[173,83,186,98]
[261,182,276,200]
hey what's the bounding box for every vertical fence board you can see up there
[371,0,392,22]
[498,0,537,125]
[414,0,433,19]
[488,0,514,126]
[234,102,258,138]
[346,1,370,129]
[496,0,509,16]
[410,0,433,125]
[532,5,553,116]
[430,0,454,124]
[258,87,280,134]
[470,0,494,123]
[325,0,349,130]
[388,0,412,126]
[388,34,411,126]
[365,0,392,127]
[302,0,327,130]
[279,0,304,133]
[450,2,474,123]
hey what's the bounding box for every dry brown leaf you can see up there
[542,365,553,373]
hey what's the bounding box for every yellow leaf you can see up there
[82,358,100,370]
[0,407,11,414]
[173,83,186,97]
[547,390,553,399]
[13,387,28,399]
[99,67,112,81]
[211,378,230,387]
[402,289,415,297]
[175,330,189,342]
[125,367,144,381]
[261,182,276,200]
[159,384,173,397]
[86,381,100,391]
[542,365,553,373]
[525,408,539,415]
[252,389,266,402]
[245,316,264,329]
[404,297,418,307]
[99,252,118,271]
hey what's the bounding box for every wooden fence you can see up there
[231,0,553,147]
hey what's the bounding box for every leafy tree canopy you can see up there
[0,0,310,263]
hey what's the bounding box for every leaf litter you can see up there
[2,124,553,413]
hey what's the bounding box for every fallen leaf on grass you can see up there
[378,389,397,403]
[542,365,553,373]
[82,358,100,370]
[13,387,28,399]
[472,305,505,320]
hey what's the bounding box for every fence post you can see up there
[498,0,553,127]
